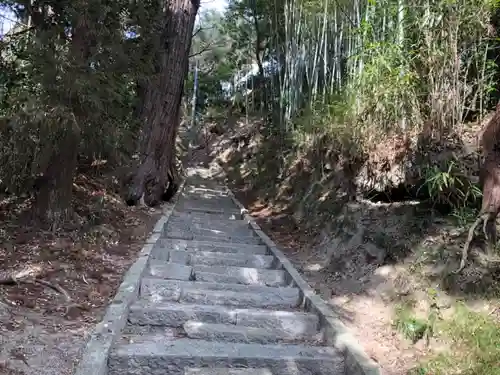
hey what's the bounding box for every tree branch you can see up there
[192,25,216,38]
[189,43,213,57]
[192,26,203,38]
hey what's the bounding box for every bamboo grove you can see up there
[215,0,498,146]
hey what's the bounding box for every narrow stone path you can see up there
[75,171,380,375]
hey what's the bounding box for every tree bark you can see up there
[125,0,200,206]
[33,111,81,228]
[33,9,89,227]
[249,0,268,111]
[250,1,265,78]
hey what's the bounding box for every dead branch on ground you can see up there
[0,269,80,316]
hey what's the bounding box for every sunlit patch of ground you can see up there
[233,191,500,375]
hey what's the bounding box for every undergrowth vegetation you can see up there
[399,299,500,375]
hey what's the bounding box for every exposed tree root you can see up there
[124,157,180,207]
[456,212,495,273]
[0,270,79,316]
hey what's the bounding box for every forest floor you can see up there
[192,111,500,375]
[0,170,162,375]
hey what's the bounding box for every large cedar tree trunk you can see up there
[125,0,200,206]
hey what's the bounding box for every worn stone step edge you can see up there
[169,211,245,221]
[165,231,262,245]
[128,301,319,334]
[163,229,260,243]
[145,265,287,287]
[193,252,275,268]
[141,284,302,309]
[177,194,235,202]
[149,250,275,269]
[185,368,272,375]
[139,279,301,309]
[192,264,289,287]
[145,258,288,285]
[154,238,269,255]
[72,179,187,375]
[174,205,242,215]
[168,219,246,228]
[140,278,296,295]
[179,191,232,198]
[227,189,381,375]
[183,188,229,196]
[167,216,251,225]
[172,211,244,221]
[175,215,245,223]
[183,320,324,345]
[166,221,253,234]
[155,288,300,309]
[108,337,344,375]
[168,215,249,227]
[148,263,193,281]
[193,271,286,287]
[167,220,250,230]
[176,200,237,209]
[177,197,235,204]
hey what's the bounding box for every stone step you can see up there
[166,226,258,240]
[185,368,272,375]
[183,321,323,345]
[184,188,228,194]
[184,186,228,191]
[128,301,319,335]
[175,205,243,215]
[148,263,193,281]
[150,251,274,269]
[108,336,344,375]
[141,279,295,295]
[183,188,230,197]
[165,217,252,230]
[176,199,235,208]
[183,183,227,191]
[193,265,287,287]
[167,221,248,231]
[175,199,242,214]
[170,211,243,221]
[185,289,299,309]
[165,228,262,245]
[192,252,274,268]
[168,218,251,232]
[169,211,248,225]
[171,213,244,222]
[140,279,301,309]
[178,194,235,204]
[177,201,237,211]
[153,239,269,255]
[175,204,241,214]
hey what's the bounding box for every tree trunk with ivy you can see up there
[125,0,200,206]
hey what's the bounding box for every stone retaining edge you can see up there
[227,190,382,375]
[72,180,186,375]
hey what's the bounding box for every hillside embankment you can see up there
[184,111,500,375]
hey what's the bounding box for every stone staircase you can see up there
[74,175,381,375]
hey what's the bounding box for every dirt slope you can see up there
[190,112,500,375]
